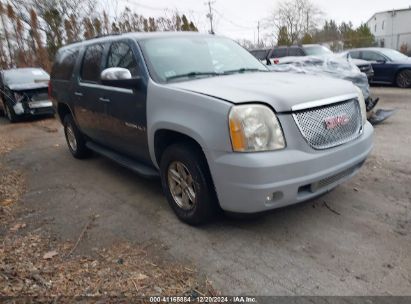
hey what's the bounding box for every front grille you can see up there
[298,162,362,194]
[293,99,362,149]
[311,166,356,192]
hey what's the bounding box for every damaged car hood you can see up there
[8,82,49,91]
[169,72,357,112]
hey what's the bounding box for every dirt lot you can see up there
[0,87,410,296]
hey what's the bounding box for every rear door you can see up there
[74,43,107,142]
[98,39,150,163]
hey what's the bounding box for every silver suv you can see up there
[50,32,373,225]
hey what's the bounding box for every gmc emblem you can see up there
[324,114,349,129]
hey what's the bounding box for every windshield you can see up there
[378,49,409,61]
[4,69,50,85]
[139,36,267,83]
[303,45,332,56]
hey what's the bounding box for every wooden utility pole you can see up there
[206,1,215,34]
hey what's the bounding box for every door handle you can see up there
[99,97,111,103]
[74,91,83,97]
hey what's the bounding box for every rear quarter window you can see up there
[51,48,79,80]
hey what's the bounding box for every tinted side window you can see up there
[106,42,139,77]
[361,51,385,62]
[51,48,79,80]
[270,48,287,58]
[80,44,104,82]
[349,51,361,59]
[251,50,268,60]
[288,47,304,56]
[277,48,288,58]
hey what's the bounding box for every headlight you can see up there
[229,104,285,152]
[355,87,367,126]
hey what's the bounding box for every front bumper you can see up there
[14,100,55,116]
[210,122,373,213]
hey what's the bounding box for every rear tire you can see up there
[63,114,91,159]
[396,69,411,88]
[4,102,18,123]
[160,143,218,225]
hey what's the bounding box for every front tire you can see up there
[160,143,218,225]
[396,69,411,88]
[63,115,91,159]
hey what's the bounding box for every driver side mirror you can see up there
[100,67,142,89]
[376,59,387,64]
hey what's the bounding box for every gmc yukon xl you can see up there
[50,32,373,225]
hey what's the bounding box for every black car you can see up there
[0,68,55,122]
[344,47,411,88]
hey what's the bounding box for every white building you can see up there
[366,7,411,51]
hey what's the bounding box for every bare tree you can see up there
[30,8,50,71]
[0,2,13,66]
[271,0,323,45]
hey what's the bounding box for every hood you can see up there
[8,82,48,91]
[392,57,411,64]
[351,58,370,66]
[169,72,357,112]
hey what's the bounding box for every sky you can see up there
[104,0,411,43]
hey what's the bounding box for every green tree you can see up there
[301,33,313,44]
[277,26,291,46]
[353,24,374,47]
[181,14,190,31]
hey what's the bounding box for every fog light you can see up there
[266,191,283,203]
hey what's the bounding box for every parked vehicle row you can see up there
[250,44,411,87]
[342,48,411,88]
[0,68,55,122]
[48,33,373,225]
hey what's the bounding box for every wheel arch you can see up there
[56,102,74,122]
[153,128,207,169]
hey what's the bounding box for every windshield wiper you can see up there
[166,72,221,81]
[223,68,267,75]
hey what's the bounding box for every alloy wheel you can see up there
[65,123,78,152]
[167,161,196,210]
[397,70,411,88]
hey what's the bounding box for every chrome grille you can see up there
[293,99,362,149]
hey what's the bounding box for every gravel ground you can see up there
[0,87,410,296]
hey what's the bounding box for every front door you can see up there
[361,51,392,83]
[98,40,150,163]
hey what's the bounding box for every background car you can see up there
[0,68,54,122]
[343,47,411,88]
[252,44,374,80]
[249,49,271,65]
